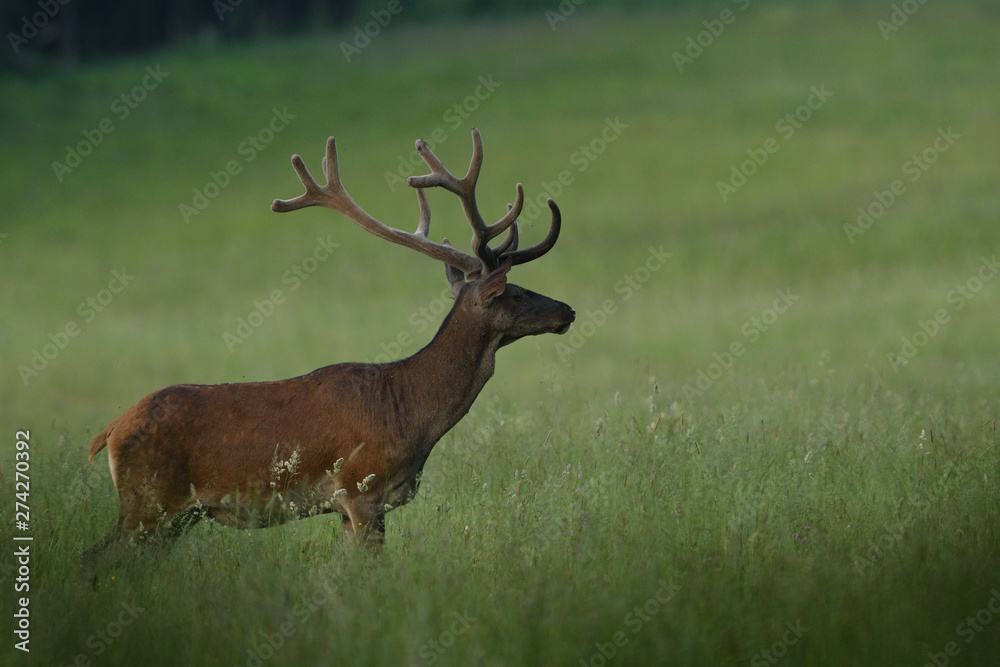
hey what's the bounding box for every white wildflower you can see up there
[357,474,376,493]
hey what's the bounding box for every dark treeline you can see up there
[4,0,366,68]
[5,0,657,69]
[3,0,914,71]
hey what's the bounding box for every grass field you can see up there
[2,2,1000,665]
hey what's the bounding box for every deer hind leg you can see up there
[81,509,206,590]
[80,468,205,587]
[111,466,202,540]
[80,515,126,587]
[80,477,150,585]
[79,491,153,589]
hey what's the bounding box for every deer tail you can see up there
[88,426,113,466]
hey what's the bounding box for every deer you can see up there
[82,128,575,572]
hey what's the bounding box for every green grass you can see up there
[2,3,1000,665]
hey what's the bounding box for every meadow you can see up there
[2,2,1000,665]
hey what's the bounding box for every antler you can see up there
[270,136,481,277]
[408,128,561,274]
[271,129,561,280]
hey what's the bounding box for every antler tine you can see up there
[407,128,483,197]
[502,199,562,266]
[271,136,482,278]
[271,137,344,214]
[492,205,519,256]
[414,188,431,237]
[407,129,527,272]
[484,182,523,239]
[407,129,488,241]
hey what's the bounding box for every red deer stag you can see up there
[83,129,574,568]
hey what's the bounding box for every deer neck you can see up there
[394,296,498,445]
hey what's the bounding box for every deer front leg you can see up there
[340,503,386,555]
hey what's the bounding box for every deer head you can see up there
[452,260,575,349]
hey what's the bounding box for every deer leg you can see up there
[155,505,206,543]
[340,505,385,555]
[80,516,126,588]
[79,484,152,586]
[358,514,386,555]
[81,479,206,589]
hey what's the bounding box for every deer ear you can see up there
[476,260,511,305]
[445,263,465,299]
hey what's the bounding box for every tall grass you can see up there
[2,2,999,665]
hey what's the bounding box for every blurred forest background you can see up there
[8,0,986,69]
[5,0,596,68]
